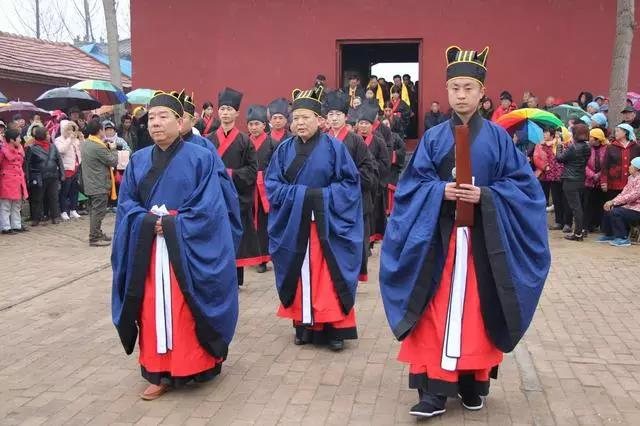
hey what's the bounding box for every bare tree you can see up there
[103,0,124,121]
[608,0,636,129]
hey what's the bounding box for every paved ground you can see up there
[1,214,640,425]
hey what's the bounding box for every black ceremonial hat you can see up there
[291,87,323,116]
[446,45,489,86]
[218,87,243,110]
[267,98,289,118]
[323,90,349,114]
[148,90,184,117]
[247,104,268,124]
[356,102,379,124]
[176,90,196,118]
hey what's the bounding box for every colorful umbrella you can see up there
[512,120,544,144]
[549,105,590,125]
[628,92,640,110]
[0,101,51,121]
[126,88,156,105]
[0,91,7,103]
[496,108,564,130]
[34,87,102,111]
[71,80,127,105]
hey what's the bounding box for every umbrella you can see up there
[549,105,591,124]
[0,101,51,121]
[0,91,7,103]
[126,88,156,105]
[496,108,565,130]
[34,87,102,111]
[512,120,544,144]
[72,79,127,105]
[628,92,640,110]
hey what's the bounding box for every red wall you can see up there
[132,0,639,129]
[0,79,60,104]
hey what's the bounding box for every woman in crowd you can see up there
[0,128,29,234]
[557,123,591,241]
[479,96,494,120]
[25,126,65,226]
[54,120,82,221]
[601,123,640,204]
[533,127,565,230]
[583,128,608,233]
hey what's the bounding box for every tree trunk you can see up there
[608,0,635,131]
[102,0,124,122]
[35,0,40,39]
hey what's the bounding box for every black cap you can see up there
[622,105,636,113]
[323,90,349,114]
[291,87,323,116]
[268,98,289,118]
[356,102,378,124]
[316,74,326,81]
[446,46,489,86]
[247,104,268,124]
[149,91,184,117]
[218,87,243,110]
[177,90,196,118]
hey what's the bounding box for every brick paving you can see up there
[1,217,640,425]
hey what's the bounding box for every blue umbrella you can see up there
[0,91,7,103]
[513,120,544,144]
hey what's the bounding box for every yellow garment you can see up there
[589,128,608,145]
[369,83,384,110]
[349,87,357,108]
[391,83,411,106]
[88,135,117,201]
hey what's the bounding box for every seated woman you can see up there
[597,156,640,247]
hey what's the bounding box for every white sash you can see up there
[301,212,315,325]
[151,204,173,354]
[441,226,469,371]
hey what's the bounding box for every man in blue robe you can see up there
[111,91,241,400]
[379,46,550,418]
[176,91,217,154]
[266,87,364,352]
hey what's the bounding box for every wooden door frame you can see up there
[336,38,423,145]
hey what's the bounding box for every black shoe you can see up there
[51,218,61,225]
[564,233,583,241]
[77,210,88,216]
[409,398,447,418]
[294,336,307,345]
[459,393,484,411]
[31,221,39,227]
[1,229,16,235]
[256,263,267,273]
[328,339,344,352]
[548,223,563,231]
[562,225,572,233]
[14,226,29,232]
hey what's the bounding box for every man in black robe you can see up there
[324,90,377,281]
[207,87,258,286]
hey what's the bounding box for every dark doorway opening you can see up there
[338,41,421,140]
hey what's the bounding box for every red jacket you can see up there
[491,103,516,122]
[601,140,640,191]
[0,142,29,200]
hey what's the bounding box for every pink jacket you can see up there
[585,145,607,188]
[0,142,28,200]
[54,135,82,172]
[612,173,640,213]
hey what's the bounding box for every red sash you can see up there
[391,99,400,115]
[250,132,267,152]
[203,116,215,135]
[331,126,349,142]
[254,171,270,227]
[362,133,373,146]
[386,184,396,215]
[216,127,239,158]
[391,149,397,165]
[271,128,285,142]
[372,120,381,134]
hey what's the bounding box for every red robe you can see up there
[398,231,502,391]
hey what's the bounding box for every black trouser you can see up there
[237,267,244,286]
[29,179,60,222]
[88,193,108,241]
[601,207,640,239]
[540,180,564,225]
[583,187,607,231]
[562,180,585,234]
[59,172,79,214]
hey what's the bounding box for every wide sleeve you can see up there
[353,135,377,193]
[478,128,550,351]
[379,133,447,340]
[212,152,242,253]
[231,136,258,192]
[393,133,407,169]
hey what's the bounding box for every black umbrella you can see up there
[34,87,102,111]
[0,101,51,121]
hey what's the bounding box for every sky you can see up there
[0,0,130,42]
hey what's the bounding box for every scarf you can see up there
[391,84,411,106]
[369,84,384,110]
[88,135,117,200]
[35,139,49,151]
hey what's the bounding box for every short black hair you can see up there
[12,114,23,121]
[4,128,20,142]
[543,127,556,137]
[349,74,359,81]
[384,101,393,109]
[121,113,132,123]
[33,126,48,140]
[85,119,102,136]
[90,114,100,120]
[402,74,411,79]
[202,101,214,110]
[316,74,326,81]
[393,74,401,80]
[369,75,377,80]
